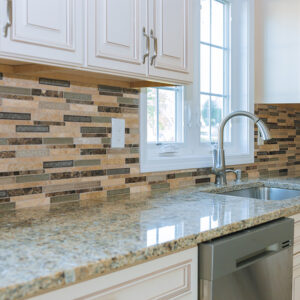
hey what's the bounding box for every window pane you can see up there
[211,0,224,47]
[200,95,210,143]
[210,96,223,142]
[158,89,176,142]
[200,44,210,93]
[147,88,157,143]
[200,0,210,43]
[211,47,224,95]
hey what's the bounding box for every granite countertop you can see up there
[2,178,300,300]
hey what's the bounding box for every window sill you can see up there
[140,153,254,173]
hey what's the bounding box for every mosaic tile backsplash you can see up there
[0,75,299,210]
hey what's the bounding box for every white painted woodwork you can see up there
[0,0,84,66]
[293,254,300,300]
[87,0,148,76]
[292,213,300,256]
[148,0,192,83]
[0,0,193,84]
[255,0,300,104]
[30,247,198,300]
[292,213,300,300]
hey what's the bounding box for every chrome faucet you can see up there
[212,111,271,185]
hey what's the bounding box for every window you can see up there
[200,0,230,143]
[147,87,184,144]
[140,0,254,173]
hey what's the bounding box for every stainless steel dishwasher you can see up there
[199,218,294,300]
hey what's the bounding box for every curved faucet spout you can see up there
[218,111,271,151]
[213,110,271,185]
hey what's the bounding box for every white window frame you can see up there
[146,86,184,145]
[140,0,254,173]
[199,0,231,144]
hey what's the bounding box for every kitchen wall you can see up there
[0,75,299,210]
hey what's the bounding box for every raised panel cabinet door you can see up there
[87,0,148,77]
[148,0,193,84]
[29,247,198,300]
[0,0,84,65]
[293,262,300,300]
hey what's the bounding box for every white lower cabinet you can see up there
[293,254,300,300]
[30,247,198,300]
[291,213,300,300]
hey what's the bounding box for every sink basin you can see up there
[218,186,300,201]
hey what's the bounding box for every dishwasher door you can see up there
[199,218,294,300]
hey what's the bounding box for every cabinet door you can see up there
[87,0,148,77]
[148,0,192,84]
[0,0,84,66]
[30,247,198,300]
[293,254,300,300]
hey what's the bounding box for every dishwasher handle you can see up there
[236,243,279,269]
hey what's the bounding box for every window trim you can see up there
[146,86,184,145]
[140,0,255,174]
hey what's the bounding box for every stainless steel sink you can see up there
[218,186,300,201]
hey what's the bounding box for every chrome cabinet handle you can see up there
[150,29,157,65]
[142,27,150,64]
[3,0,12,38]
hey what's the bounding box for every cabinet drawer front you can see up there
[30,247,197,300]
[76,262,191,300]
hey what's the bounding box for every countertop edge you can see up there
[3,202,300,300]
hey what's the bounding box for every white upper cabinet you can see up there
[0,0,193,84]
[0,0,84,65]
[255,0,300,104]
[87,0,193,84]
[87,0,148,76]
[148,0,192,83]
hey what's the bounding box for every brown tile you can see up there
[8,138,42,145]
[0,151,15,158]
[98,106,121,113]
[80,149,106,155]
[125,176,146,184]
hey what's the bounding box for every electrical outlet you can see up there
[111,118,125,148]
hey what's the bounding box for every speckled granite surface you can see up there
[2,178,300,300]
